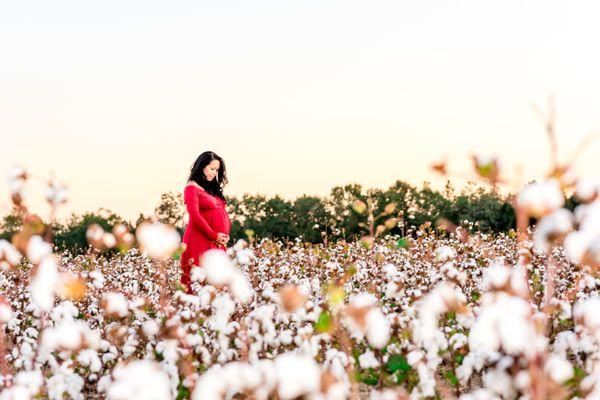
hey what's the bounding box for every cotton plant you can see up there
[5,133,600,400]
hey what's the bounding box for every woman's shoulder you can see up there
[184,182,207,193]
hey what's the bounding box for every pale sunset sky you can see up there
[1,1,600,221]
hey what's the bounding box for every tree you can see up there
[0,207,26,241]
[325,184,366,240]
[154,191,185,229]
[53,208,129,254]
[292,195,331,243]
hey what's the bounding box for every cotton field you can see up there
[2,163,600,399]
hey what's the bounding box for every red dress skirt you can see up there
[180,185,231,292]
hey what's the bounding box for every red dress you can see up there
[180,185,231,292]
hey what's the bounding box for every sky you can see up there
[1,1,600,222]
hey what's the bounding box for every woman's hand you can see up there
[215,232,229,247]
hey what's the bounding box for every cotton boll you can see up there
[192,367,227,400]
[358,350,380,369]
[40,318,94,352]
[11,369,44,396]
[202,250,236,286]
[482,367,516,399]
[230,272,253,303]
[574,296,600,334]
[142,320,159,337]
[274,353,321,400]
[190,266,206,283]
[26,235,52,264]
[236,248,254,265]
[78,349,103,373]
[102,293,129,318]
[89,270,105,289]
[576,177,600,202]
[545,355,573,383]
[45,180,69,207]
[533,208,573,253]
[233,239,248,252]
[517,179,564,218]
[365,308,390,349]
[107,360,171,400]
[0,239,22,270]
[0,298,12,323]
[6,164,27,197]
[434,246,456,262]
[407,350,423,366]
[348,293,377,308]
[469,293,542,358]
[482,262,510,290]
[211,293,236,331]
[29,255,59,312]
[135,221,181,260]
[102,233,117,249]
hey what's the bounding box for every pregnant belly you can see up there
[206,209,230,235]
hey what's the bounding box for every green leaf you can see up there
[386,354,411,373]
[176,383,190,400]
[315,311,332,333]
[443,371,459,387]
[396,370,408,383]
[396,237,410,249]
[360,368,379,386]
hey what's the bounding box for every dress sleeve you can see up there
[184,187,219,241]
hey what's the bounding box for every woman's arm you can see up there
[184,187,219,241]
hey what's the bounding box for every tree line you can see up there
[1,180,544,255]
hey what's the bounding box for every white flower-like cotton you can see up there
[545,354,574,383]
[201,249,253,302]
[482,262,510,290]
[6,164,27,200]
[469,292,543,358]
[574,296,600,335]
[191,366,227,400]
[89,270,106,289]
[106,360,171,400]
[142,320,159,337]
[102,293,129,318]
[29,256,59,312]
[0,239,22,269]
[26,235,53,264]
[576,177,600,202]
[365,308,391,349]
[348,293,377,308]
[78,349,103,373]
[40,317,98,352]
[233,239,248,252]
[517,179,564,217]
[407,350,423,366]
[45,180,69,206]
[190,266,206,283]
[533,208,573,253]
[236,248,254,265]
[202,249,236,286]
[358,350,381,369]
[230,272,253,304]
[274,353,321,399]
[0,299,11,323]
[434,246,456,262]
[135,221,180,260]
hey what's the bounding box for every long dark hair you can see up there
[188,151,228,201]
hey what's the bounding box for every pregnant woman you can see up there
[180,151,231,293]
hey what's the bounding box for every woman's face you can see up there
[203,160,220,181]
